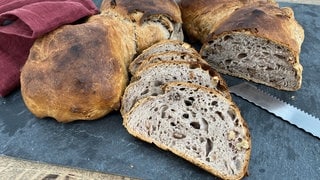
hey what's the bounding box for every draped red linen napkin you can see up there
[0,0,99,97]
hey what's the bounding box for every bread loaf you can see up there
[21,0,183,122]
[20,16,133,122]
[121,61,230,116]
[123,82,251,180]
[179,0,304,91]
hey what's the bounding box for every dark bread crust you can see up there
[209,3,304,56]
[179,0,277,42]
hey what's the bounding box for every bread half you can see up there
[123,82,251,180]
[179,0,304,91]
[200,4,304,91]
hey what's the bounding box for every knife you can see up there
[229,82,320,139]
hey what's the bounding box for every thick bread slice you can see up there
[121,62,230,116]
[123,82,251,180]
[200,4,304,91]
[129,40,198,74]
[133,51,208,76]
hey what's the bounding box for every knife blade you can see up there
[229,82,320,139]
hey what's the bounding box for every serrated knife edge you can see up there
[229,82,320,139]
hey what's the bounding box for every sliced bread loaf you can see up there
[129,40,198,74]
[123,82,251,180]
[121,61,230,116]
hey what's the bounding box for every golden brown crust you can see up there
[21,16,132,122]
[179,0,278,42]
[88,15,136,67]
[101,0,182,23]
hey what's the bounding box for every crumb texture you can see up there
[201,32,302,90]
[124,83,250,179]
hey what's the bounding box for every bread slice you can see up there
[123,82,251,180]
[121,61,230,116]
[132,51,208,75]
[129,40,198,74]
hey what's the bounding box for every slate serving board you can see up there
[1,2,319,179]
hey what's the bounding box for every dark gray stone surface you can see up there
[1,2,319,180]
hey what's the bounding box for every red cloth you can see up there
[0,0,98,97]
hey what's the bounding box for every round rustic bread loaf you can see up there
[21,16,132,122]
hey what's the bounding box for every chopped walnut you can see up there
[236,140,250,150]
[212,76,220,86]
[227,130,236,141]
